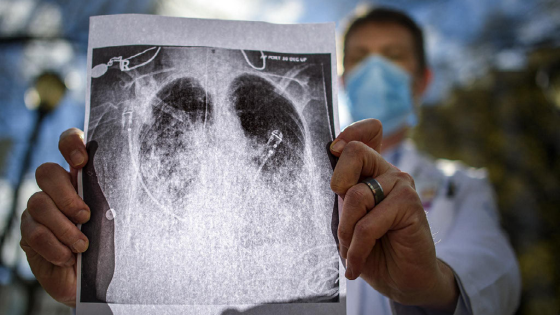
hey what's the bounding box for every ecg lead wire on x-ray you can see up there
[91,47,162,78]
[320,64,334,139]
[241,50,266,70]
[124,111,188,223]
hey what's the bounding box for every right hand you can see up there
[329,120,458,311]
[20,128,89,307]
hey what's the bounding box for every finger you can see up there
[330,141,393,197]
[345,176,420,280]
[330,119,382,156]
[20,210,75,267]
[338,184,373,260]
[338,171,397,260]
[27,192,89,253]
[58,128,87,169]
[70,167,79,190]
[35,163,90,224]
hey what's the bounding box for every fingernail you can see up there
[330,139,346,153]
[75,209,90,223]
[345,265,353,279]
[64,256,75,267]
[72,239,88,253]
[70,150,84,166]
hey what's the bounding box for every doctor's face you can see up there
[343,22,426,99]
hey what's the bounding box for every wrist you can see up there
[420,259,459,312]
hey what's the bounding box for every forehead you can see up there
[345,22,415,54]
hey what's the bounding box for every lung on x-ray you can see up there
[80,45,338,307]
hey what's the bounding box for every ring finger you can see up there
[27,192,89,253]
[20,210,76,267]
[338,171,396,259]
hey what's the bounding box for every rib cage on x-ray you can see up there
[81,45,338,306]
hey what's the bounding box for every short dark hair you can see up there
[343,7,427,74]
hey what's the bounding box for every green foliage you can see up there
[412,47,560,315]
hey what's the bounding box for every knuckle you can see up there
[59,196,80,212]
[26,192,49,217]
[27,226,48,247]
[331,180,344,194]
[367,119,383,145]
[402,185,419,200]
[19,238,29,251]
[370,118,382,129]
[409,212,423,226]
[407,209,427,228]
[337,228,353,246]
[20,209,30,223]
[350,118,381,133]
[58,225,76,241]
[35,162,61,181]
[354,221,372,238]
[394,184,420,206]
[396,171,414,184]
[20,211,31,237]
[393,183,424,216]
[52,250,72,266]
[344,141,366,157]
[344,121,360,133]
[360,118,382,134]
[330,177,348,195]
[345,186,367,205]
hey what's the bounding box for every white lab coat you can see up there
[346,141,521,315]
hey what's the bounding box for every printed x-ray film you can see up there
[78,14,344,315]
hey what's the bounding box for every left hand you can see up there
[330,119,458,312]
[20,128,90,307]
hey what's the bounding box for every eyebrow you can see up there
[382,39,411,49]
[344,45,371,57]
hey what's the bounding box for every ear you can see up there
[413,68,432,97]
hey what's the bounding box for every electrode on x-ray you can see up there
[91,47,161,78]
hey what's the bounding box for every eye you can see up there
[345,51,368,68]
[350,54,366,64]
[384,50,405,61]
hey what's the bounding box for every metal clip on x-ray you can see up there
[254,130,283,180]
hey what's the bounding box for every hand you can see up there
[330,119,458,312]
[20,128,89,307]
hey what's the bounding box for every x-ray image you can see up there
[78,15,343,315]
[82,45,338,303]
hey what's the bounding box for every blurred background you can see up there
[0,0,559,314]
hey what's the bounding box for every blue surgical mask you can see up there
[345,55,417,137]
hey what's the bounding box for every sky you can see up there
[0,0,559,186]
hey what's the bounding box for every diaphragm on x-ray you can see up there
[78,15,344,315]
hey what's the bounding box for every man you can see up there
[336,7,521,315]
[20,7,519,315]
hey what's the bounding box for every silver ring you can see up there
[361,178,385,205]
